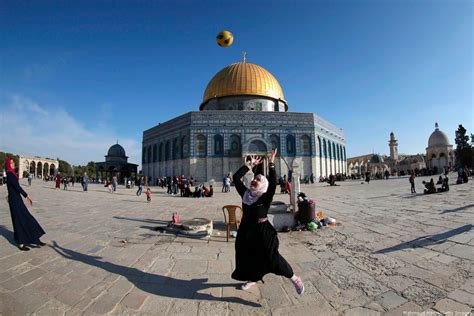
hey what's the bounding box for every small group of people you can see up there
[104,176,118,193]
[409,172,450,194]
[221,174,231,193]
[421,176,450,194]
[179,183,213,198]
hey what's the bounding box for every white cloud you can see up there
[0,94,141,167]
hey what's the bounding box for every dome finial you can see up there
[435,122,439,130]
[242,50,246,63]
[116,139,118,144]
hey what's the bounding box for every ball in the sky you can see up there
[216,31,234,47]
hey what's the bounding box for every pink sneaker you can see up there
[241,281,256,291]
[291,275,304,295]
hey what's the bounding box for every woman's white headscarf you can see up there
[243,174,269,205]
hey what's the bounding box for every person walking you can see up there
[146,187,152,202]
[82,172,89,191]
[55,172,61,189]
[136,177,143,196]
[112,176,117,192]
[224,174,231,193]
[231,149,304,295]
[4,157,46,251]
[409,172,416,194]
[27,172,33,186]
[222,175,227,193]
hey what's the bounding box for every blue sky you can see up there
[1,0,472,166]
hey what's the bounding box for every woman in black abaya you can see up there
[5,157,46,251]
[231,149,304,294]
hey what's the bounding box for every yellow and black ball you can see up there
[216,30,234,47]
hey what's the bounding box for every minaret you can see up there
[389,132,398,161]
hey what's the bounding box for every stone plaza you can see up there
[0,175,473,315]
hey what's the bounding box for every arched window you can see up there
[229,134,241,157]
[147,146,152,163]
[300,135,311,155]
[181,136,188,159]
[286,135,296,156]
[343,147,346,160]
[214,134,223,156]
[153,144,157,162]
[196,134,207,157]
[327,141,332,159]
[323,139,327,158]
[165,141,171,161]
[270,134,280,155]
[332,143,336,160]
[158,143,164,161]
[172,138,179,160]
[248,139,267,153]
[142,147,146,164]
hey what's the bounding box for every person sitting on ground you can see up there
[436,175,443,185]
[294,192,316,225]
[193,185,204,198]
[441,176,450,192]
[204,185,213,197]
[183,184,192,197]
[422,178,437,194]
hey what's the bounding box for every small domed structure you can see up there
[426,123,454,173]
[428,123,450,147]
[96,142,138,184]
[107,143,127,157]
[370,154,384,164]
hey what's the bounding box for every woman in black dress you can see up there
[231,149,304,294]
[5,157,46,251]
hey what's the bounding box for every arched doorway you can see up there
[247,139,268,175]
[37,162,43,178]
[43,163,49,179]
[30,161,36,176]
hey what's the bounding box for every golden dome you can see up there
[201,62,287,110]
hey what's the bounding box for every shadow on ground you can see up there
[441,204,474,214]
[50,241,260,307]
[0,225,16,246]
[113,216,169,225]
[374,224,473,254]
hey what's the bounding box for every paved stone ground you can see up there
[0,174,473,315]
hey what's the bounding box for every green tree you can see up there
[454,125,473,168]
[86,161,96,177]
[58,159,73,176]
[73,165,85,177]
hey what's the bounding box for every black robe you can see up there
[6,172,45,245]
[231,165,293,282]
